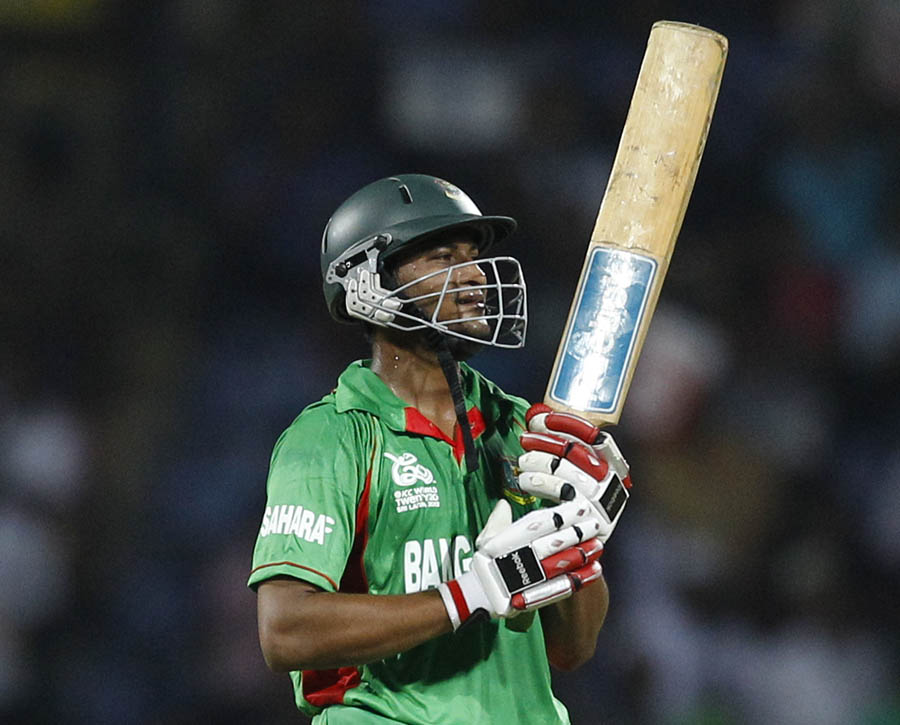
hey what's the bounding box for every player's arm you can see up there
[257,577,450,671]
[257,498,605,671]
[540,572,609,671]
[253,408,446,671]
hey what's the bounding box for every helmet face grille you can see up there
[325,241,527,348]
[386,257,528,348]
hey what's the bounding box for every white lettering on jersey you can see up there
[309,514,330,545]
[453,535,472,575]
[288,507,304,535]
[439,538,451,582]
[277,505,294,534]
[393,485,441,513]
[404,536,474,593]
[297,509,315,540]
[259,505,335,545]
[421,539,441,591]
[404,540,421,593]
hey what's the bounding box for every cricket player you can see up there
[249,174,631,724]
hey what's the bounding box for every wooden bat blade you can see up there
[544,21,727,426]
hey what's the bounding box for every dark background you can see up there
[2,1,899,723]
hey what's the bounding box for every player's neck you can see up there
[370,334,459,437]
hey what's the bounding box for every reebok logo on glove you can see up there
[496,546,544,592]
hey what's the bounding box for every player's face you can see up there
[392,236,491,339]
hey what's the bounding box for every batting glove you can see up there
[437,498,604,631]
[517,403,632,543]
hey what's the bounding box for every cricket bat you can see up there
[544,21,728,426]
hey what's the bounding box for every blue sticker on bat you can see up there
[549,247,658,414]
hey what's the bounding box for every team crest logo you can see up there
[434,178,462,199]
[499,458,536,505]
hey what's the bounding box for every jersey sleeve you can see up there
[248,404,372,593]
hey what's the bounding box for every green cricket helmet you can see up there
[321,174,527,348]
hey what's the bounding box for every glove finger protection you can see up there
[437,498,605,631]
[525,404,605,444]
[477,496,601,557]
[525,404,631,485]
[511,558,604,611]
[517,404,632,543]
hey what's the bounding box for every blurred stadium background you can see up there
[2,1,899,723]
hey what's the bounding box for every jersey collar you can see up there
[333,360,409,431]
[333,360,494,445]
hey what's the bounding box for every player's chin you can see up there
[445,316,492,341]
[441,317,491,359]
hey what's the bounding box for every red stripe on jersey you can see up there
[301,442,378,708]
[339,444,376,594]
[302,667,362,707]
[405,407,454,443]
[405,406,486,465]
[248,561,338,591]
[452,407,486,464]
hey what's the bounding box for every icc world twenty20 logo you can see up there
[384,452,436,487]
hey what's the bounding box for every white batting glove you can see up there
[437,498,604,631]
[517,403,632,544]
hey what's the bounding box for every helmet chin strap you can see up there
[380,267,480,475]
[426,328,479,474]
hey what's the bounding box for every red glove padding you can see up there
[518,403,631,543]
[510,537,604,611]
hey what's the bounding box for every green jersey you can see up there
[249,360,570,725]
